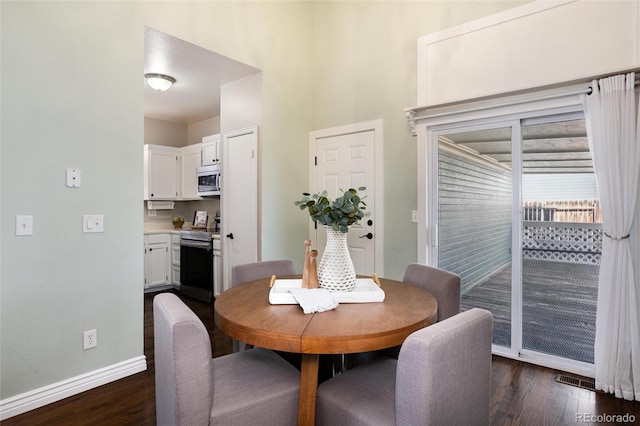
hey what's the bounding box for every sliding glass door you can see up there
[433,123,519,349]
[431,113,598,371]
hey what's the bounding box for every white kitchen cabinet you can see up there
[171,233,181,285]
[202,134,221,165]
[144,145,179,200]
[144,234,170,289]
[179,144,203,200]
[213,236,222,297]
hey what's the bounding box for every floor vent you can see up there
[556,373,596,391]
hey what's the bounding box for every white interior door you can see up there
[222,126,259,292]
[309,120,383,276]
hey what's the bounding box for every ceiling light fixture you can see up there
[144,73,176,92]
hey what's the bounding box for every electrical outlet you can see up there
[16,215,33,236]
[83,329,97,350]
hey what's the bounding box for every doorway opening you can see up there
[143,27,262,294]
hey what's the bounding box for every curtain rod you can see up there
[586,74,640,95]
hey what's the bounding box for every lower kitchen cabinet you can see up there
[144,234,170,289]
[213,236,222,297]
[171,233,181,285]
[145,231,221,294]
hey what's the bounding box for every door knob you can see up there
[226,233,234,239]
[359,233,374,240]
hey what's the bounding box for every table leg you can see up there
[298,353,319,426]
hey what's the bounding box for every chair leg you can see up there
[332,354,345,376]
[232,339,254,352]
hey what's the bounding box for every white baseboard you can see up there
[0,356,147,421]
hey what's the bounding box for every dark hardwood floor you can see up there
[3,290,639,425]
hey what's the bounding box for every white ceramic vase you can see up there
[318,226,356,292]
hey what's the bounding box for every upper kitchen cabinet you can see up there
[202,133,221,165]
[144,144,179,200]
[179,143,203,200]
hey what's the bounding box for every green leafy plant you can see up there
[295,187,368,233]
[171,216,185,225]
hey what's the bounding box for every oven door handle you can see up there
[180,239,213,249]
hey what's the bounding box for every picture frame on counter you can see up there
[193,211,208,229]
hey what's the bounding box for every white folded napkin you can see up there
[288,288,339,314]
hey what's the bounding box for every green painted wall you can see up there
[0,0,312,400]
[1,1,145,398]
[309,0,525,279]
[0,0,523,404]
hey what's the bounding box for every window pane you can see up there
[438,127,513,348]
[521,118,598,364]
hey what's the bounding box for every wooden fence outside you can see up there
[523,200,602,224]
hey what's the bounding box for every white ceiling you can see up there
[144,27,259,124]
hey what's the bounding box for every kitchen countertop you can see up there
[144,229,182,235]
[144,228,220,238]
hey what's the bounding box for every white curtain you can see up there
[582,72,640,401]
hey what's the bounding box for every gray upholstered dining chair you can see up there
[153,293,300,426]
[402,263,461,321]
[230,260,296,351]
[344,263,461,369]
[231,259,296,286]
[316,308,493,426]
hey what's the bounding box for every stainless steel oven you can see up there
[179,231,213,302]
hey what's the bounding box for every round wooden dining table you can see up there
[214,276,438,426]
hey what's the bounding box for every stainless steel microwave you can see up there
[196,164,221,197]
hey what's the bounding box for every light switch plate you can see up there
[83,214,104,233]
[16,215,33,236]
